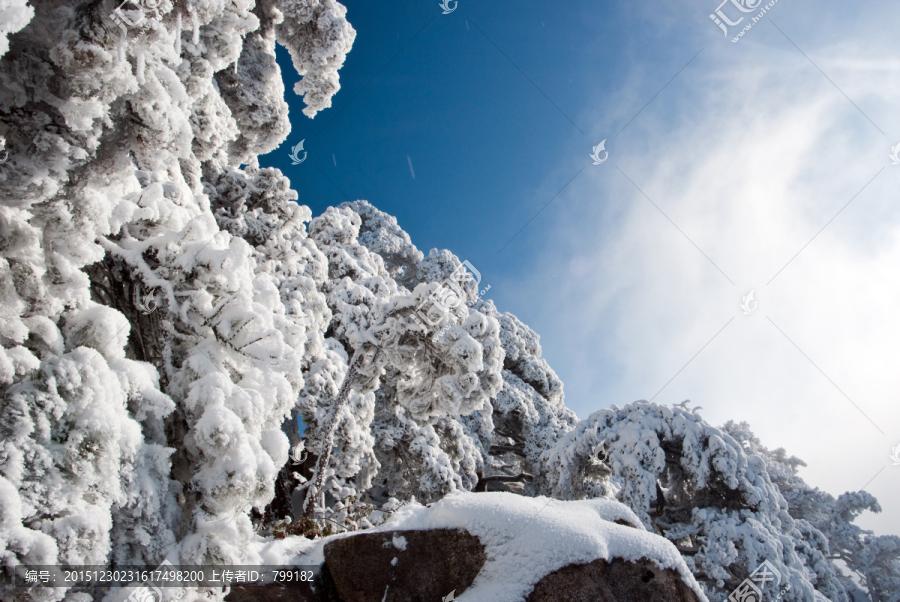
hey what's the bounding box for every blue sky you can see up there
[261,0,900,535]
[261,0,690,269]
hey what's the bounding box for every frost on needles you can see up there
[0,1,897,602]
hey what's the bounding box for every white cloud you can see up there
[507,3,900,536]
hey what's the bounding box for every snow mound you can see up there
[282,491,707,602]
[0,0,33,58]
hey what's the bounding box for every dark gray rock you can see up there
[225,583,317,602]
[225,529,701,602]
[323,528,486,602]
[525,557,701,602]
[224,569,327,602]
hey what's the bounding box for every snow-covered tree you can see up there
[545,403,897,602]
[466,305,579,495]
[545,402,810,601]
[724,421,900,602]
[0,0,354,598]
[299,204,504,510]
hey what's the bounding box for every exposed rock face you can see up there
[226,585,317,602]
[525,557,701,602]
[323,529,486,602]
[224,526,702,602]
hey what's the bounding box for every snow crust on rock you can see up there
[284,490,707,602]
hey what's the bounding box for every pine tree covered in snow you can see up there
[0,1,895,601]
[0,0,354,597]
[302,203,503,511]
[544,403,897,602]
[723,421,900,602]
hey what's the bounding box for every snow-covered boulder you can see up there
[269,491,706,602]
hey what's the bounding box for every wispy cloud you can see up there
[507,1,900,536]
